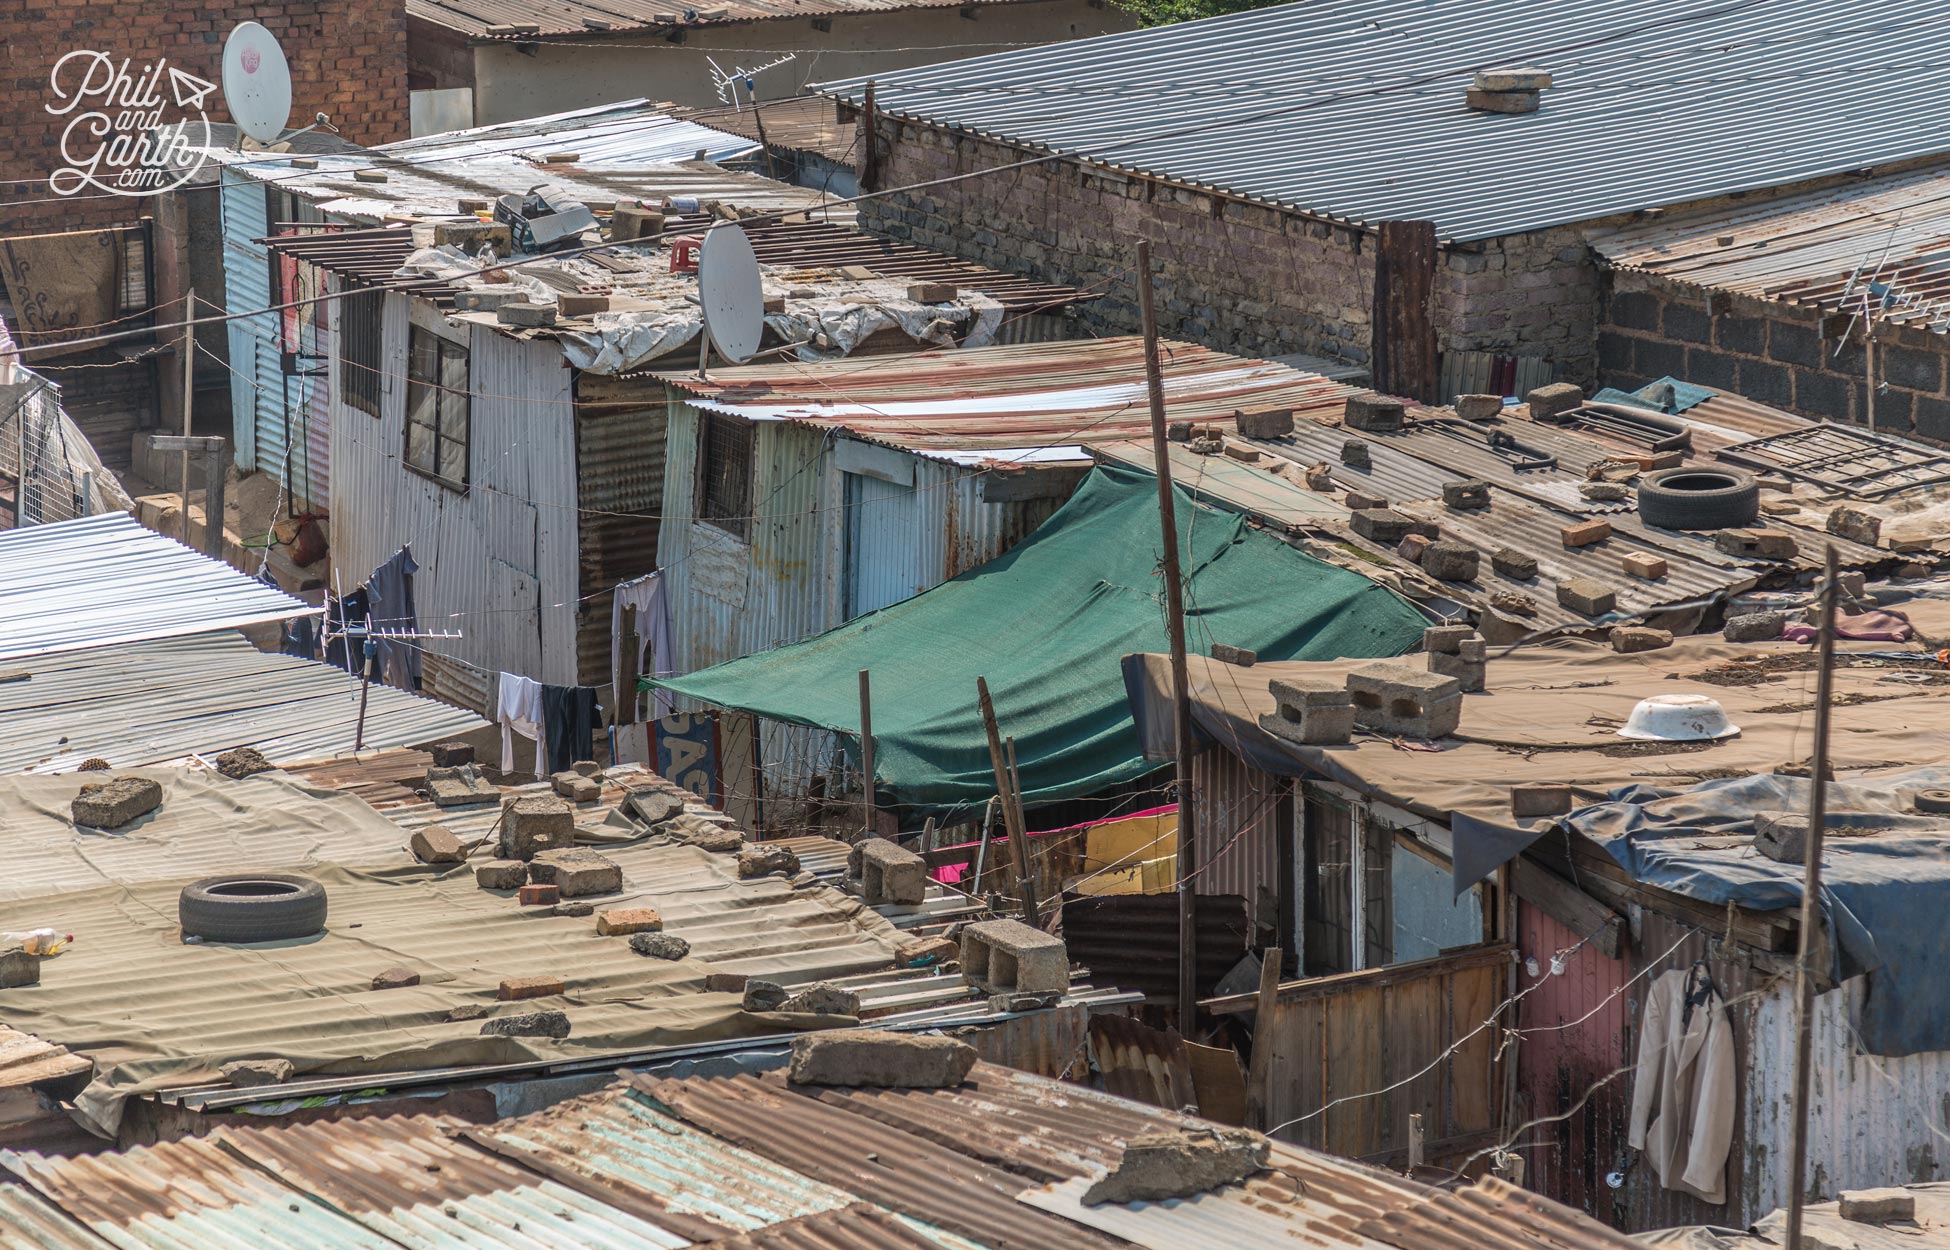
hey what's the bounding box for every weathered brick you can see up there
[499,975,565,1001]
[596,907,663,935]
[1561,519,1612,548]
[1767,319,1822,367]
[1661,301,1710,344]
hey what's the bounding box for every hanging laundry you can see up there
[541,684,601,773]
[323,588,371,673]
[612,572,676,722]
[1629,966,1735,1205]
[498,671,545,775]
[366,546,423,690]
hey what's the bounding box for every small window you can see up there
[404,323,469,489]
[116,228,149,314]
[696,412,753,539]
[341,284,383,417]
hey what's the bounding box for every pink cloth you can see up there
[1783,607,1914,644]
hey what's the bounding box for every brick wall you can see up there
[1,2,408,234]
[1597,269,1950,441]
[861,119,1606,383]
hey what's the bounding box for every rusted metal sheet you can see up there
[1188,743,1284,904]
[1373,221,1438,404]
[1089,1013,1196,1112]
[1061,892,1252,1002]
[955,1003,1092,1081]
[0,1183,115,1250]
[573,374,667,689]
[698,1205,952,1250]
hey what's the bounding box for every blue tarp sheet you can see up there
[1567,768,1950,1057]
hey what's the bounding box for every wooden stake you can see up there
[1137,238,1199,1027]
[1785,543,1840,1250]
[858,668,875,837]
[975,675,1040,926]
[1244,946,1282,1131]
[860,81,879,193]
[1407,1113,1426,1172]
[178,286,195,544]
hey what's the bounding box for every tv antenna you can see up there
[706,53,796,109]
[696,224,764,380]
[222,23,337,148]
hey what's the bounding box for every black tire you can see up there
[179,874,327,943]
[1637,467,1760,530]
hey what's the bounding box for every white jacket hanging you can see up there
[1628,966,1736,1205]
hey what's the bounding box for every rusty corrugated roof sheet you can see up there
[668,98,858,166]
[662,337,1360,454]
[411,0,1042,38]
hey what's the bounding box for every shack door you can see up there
[843,469,923,620]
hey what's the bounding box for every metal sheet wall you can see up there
[218,170,321,505]
[1189,744,1282,909]
[329,293,581,712]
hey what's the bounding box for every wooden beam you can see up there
[1511,856,1623,959]
[1204,942,1512,1015]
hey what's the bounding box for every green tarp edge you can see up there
[651,463,1426,817]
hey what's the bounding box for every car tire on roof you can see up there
[1636,467,1759,531]
[179,874,328,944]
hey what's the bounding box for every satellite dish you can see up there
[698,224,763,365]
[222,22,293,144]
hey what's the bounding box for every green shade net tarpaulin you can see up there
[651,463,1426,817]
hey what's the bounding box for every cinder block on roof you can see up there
[961,919,1067,996]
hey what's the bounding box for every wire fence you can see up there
[0,371,135,530]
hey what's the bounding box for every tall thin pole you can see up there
[1137,239,1199,1027]
[858,668,875,837]
[1785,543,1839,1249]
[976,675,1040,926]
[179,287,195,543]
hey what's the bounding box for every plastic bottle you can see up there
[4,929,71,955]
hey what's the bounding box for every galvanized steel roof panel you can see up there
[819,0,1950,242]
[0,514,315,663]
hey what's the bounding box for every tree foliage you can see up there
[1113,0,1286,26]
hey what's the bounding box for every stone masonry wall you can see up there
[1598,268,1950,442]
[862,119,1606,384]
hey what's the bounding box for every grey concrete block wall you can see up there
[1597,269,1950,442]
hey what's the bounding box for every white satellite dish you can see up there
[698,224,764,367]
[222,22,293,144]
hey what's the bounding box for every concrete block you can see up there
[72,777,162,828]
[596,907,663,935]
[518,884,560,906]
[1715,529,1799,560]
[428,766,498,807]
[856,838,928,905]
[1222,443,1262,464]
[1454,393,1502,421]
[371,967,420,990]
[1475,67,1553,91]
[556,293,609,318]
[496,301,557,327]
[1421,540,1481,582]
[1754,811,1808,864]
[1624,552,1668,580]
[480,1009,570,1039]
[0,946,39,988]
[1210,643,1257,666]
[1341,439,1373,469]
[895,935,958,968]
[787,1029,978,1088]
[1399,533,1431,563]
[1424,625,1475,654]
[629,932,691,959]
[1344,395,1405,432]
[1262,676,1356,745]
[452,288,524,313]
[737,845,800,878]
[1083,1128,1271,1205]
[1428,649,1485,693]
[1492,590,1539,617]
[410,824,465,864]
[429,741,475,767]
[609,206,665,242]
[742,980,790,1011]
[1512,784,1573,818]
[1724,610,1787,642]
[1166,420,1194,442]
[433,220,511,251]
[1611,626,1674,653]
[1344,490,1386,511]
[1466,88,1539,114]
[1234,407,1293,439]
[626,789,687,827]
[907,281,956,303]
[572,760,602,777]
[1580,481,1630,502]
[1557,577,1617,616]
[1525,383,1584,421]
[1827,507,1882,547]
[528,848,622,897]
[214,748,274,779]
[703,972,747,993]
[779,984,860,1015]
[961,919,1068,995]
[1350,508,1416,543]
[476,860,527,890]
[1840,1188,1916,1224]
[501,795,574,860]
[1561,518,1613,548]
[499,976,564,1001]
[1442,479,1491,510]
[221,1058,295,1087]
[1346,662,1462,738]
[551,902,594,917]
[551,771,601,802]
[1492,547,1539,579]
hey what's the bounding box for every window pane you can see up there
[405,415,434,472]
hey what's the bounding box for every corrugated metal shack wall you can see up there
[572,373,667,691]
[1744,975,1950,1217]
[329,293,581,712]
[1516,902,1758,1232]
[218,169,320,509]
[1189,744,1282,915]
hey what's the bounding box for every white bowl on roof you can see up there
[1617,694,1740,742]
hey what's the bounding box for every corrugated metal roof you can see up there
[412,0,1042,38]
[1590,161,1950,320]
[662,337,1360,456]
[668,99,858,166]
[379,99,758,166]
[0,514,316,663]
[0,633,487,775]
[818,0,1950,242]
[0,1183,111,1250]
[1093,439,1350,530]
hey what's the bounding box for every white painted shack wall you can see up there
[1743,974,1950,1215]
[328,291,581,710]
[657,397,1069,816]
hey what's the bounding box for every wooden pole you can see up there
[858,669,875,837]
[178,286,195,544]
[1785,544,1840,1250]
[975,675,1040,926]
[860,81,879,193]
[1137,238,1200,1027]
[202,439,228,560]
[745,80,780,182]
[1005,734,1029,903]
[1407,1113,1426,1173]
[1243,946,1282,1131]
